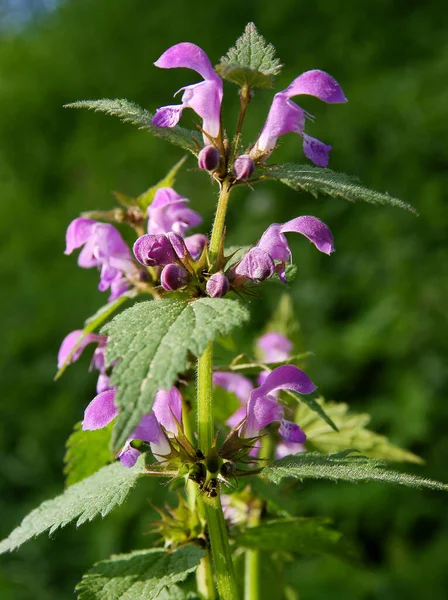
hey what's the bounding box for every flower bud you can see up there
[206,272,229,297]
[133,234,177,266]
[232,155,255,181]
[198,145,221,172]
[235,248,275,281]
[160,264,188,291]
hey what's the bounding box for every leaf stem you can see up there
[204,495,239,600]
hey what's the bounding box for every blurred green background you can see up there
[1,0,447,598]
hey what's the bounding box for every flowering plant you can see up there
[1,23,446,600]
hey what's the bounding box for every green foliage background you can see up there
[0,0,447,597]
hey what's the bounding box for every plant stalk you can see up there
[197,342,214,455]
[209,180,232,264]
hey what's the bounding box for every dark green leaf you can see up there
[0,457,147,554]
[64,422,114,486]
[262,451,448,490]
[103,298,250,450]
[235,517,357,562]
[65,99,200,155]
[263,163,416,212]
[217,22,282,88]
[76,546,204,600]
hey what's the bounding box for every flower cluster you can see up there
[152,42,346,173]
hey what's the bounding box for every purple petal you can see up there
[275,440,306,459]
[65,218,96,255]
[108,276,130,301]
[57,330,104,368]
[117,442,141,468]
[257,332,293,363]
[150,187,185,210]
[213,372,254,403]
[226,406,247,429]
[166,232,187,259]
[302,133,332,167]
[152,105,183,128]
[278,419,306,444]
[232,155,255,181]
[235,247,275,281]
[281,215,334,255]
[245,394,284,437]
[130,413,171,461]
[255,94,305,153]
[96,373,111,394]
[198,145,221,172]
[257,225,291,262]
[184,234,207,260]
[82,389,118,430]
[285,70,347,104]
[133,234,177,267]
[147,188,202,236]
[152,387,183,434]
[154,42,216,81]
[255,365,317,398]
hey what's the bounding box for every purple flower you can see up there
[65,218,137,300]
[213,372,254,428]
[133,233,179,267]
[152,42,223,141]
[232,155,255,181]
[243,365,316,442]
[198,145,221,172]
[257,332,293,363]
[184,234,208,260]
[235,215,334,282]
[82,386,182,467]
[253,70,347,166]
[58,330,111,393]
[147,187,202,236]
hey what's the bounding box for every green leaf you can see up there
[65,99,200,155]
[55,292,133,380]
[235,517,357,562]
[263,163,416,212]
[64,422,114,486]
[137,156,188,211]
[103,298,250,450]
[262,451,448,490]
[0,456,147,554]
[298,396,423,463]
[217,22,282,88]
[76,546,204,600]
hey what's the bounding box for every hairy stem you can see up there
[204,495,239,600]
[197,546,217,600]
[244,548,259,600]
[197,342,214,455]
[209,180,232,264]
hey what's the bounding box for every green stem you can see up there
[197,342,214,455]
[197,547,217,600]
[244,549,259,600]
[209,180,232,264]
[204,495,239,600]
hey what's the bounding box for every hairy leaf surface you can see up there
[65,99,200,155]
[103,298,250,450]
[76,546,204,600]
[217,22,282,88]
[263,163,416,212]
[0,457,147,554]
[262,451,448,490]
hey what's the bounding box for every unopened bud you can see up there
[160,264,188,291]
[206,272,229,298]
[198,145,221,172]
[232,155,255,181]
[235,248,275,281]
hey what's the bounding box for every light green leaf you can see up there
[65,99,200,155]
[298,396,423,463]
[76,546,204,600]
[217,22,282,89]
[262,451,448,490]
[0,457,147,554]
[103,298,250,450]
[55,292,134,380]
[137,156,188,210]
[263,163,416,212]
[64,422,114,487]
[235,517,357,562]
